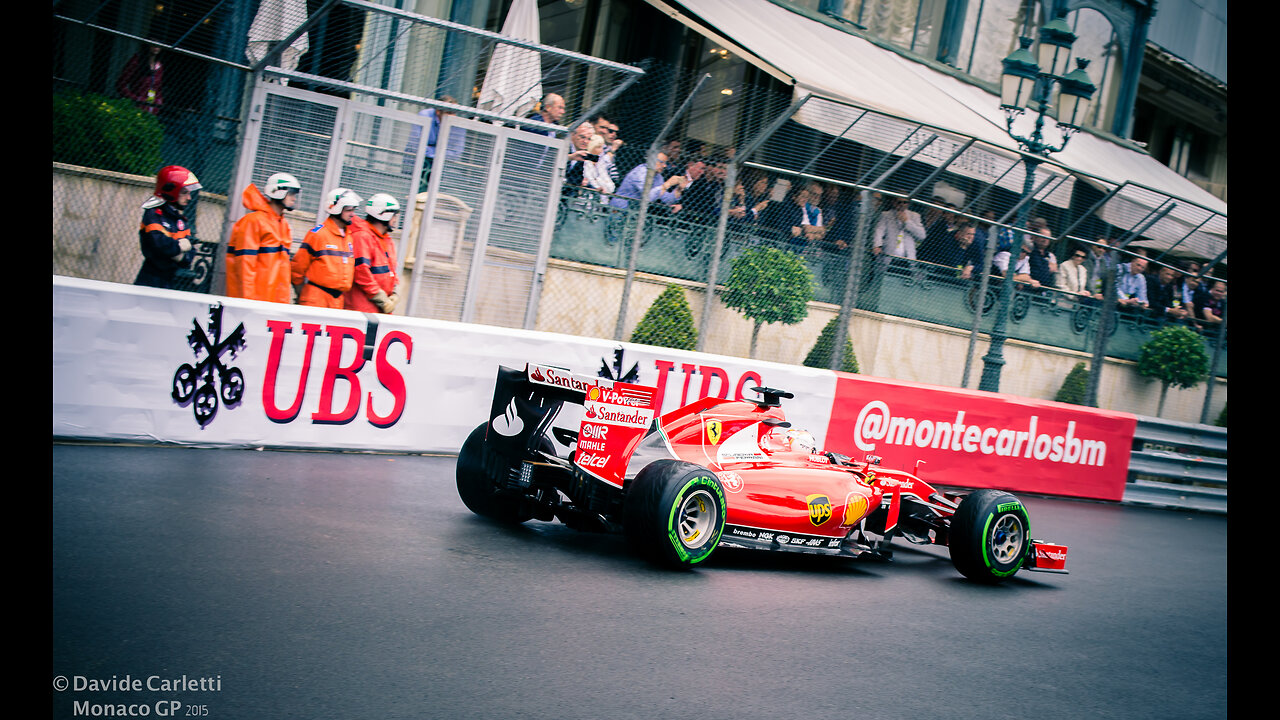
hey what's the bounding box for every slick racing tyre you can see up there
[949,488,1031,583]
[624,460,726,569]
[456,423,533,524]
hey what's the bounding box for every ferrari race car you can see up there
[457,363,1068,583]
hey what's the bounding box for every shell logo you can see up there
[843,494,869,525]
[588,386,602,401]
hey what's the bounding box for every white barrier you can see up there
[53,276,839,454]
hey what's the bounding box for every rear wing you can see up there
[487,363,658,489]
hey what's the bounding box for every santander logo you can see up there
[491,398,524,436]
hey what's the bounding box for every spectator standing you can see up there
[582,134,616,195]
[406,95,457,192]
[680,156,730,222]
[729,170,772,229]
[1115,250,1150,309]
[659,138,683,180]
[344,194,401,315]
[1179,260,1206,323]
[993,239,1037,286]
[821,183,858,251]
[226,172,300,304]
[936,222,985,279]
[1026,219,1058,287]
[1147,263,1189,321]
[1087,236,1115,297]
[525,93,565,137]
[872,197,926,261]
[563,122,595,192]
[919,203,958,265]
[134,165,200,289]
[609,152,683,210]
[117,44,163,115]
[589,113,623,188]
[1198,281,1227,324]
[1055,245,1093,298]
[292,188,362,309]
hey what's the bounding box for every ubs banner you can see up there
[53,277,1134,501]
[52,277,835,455]
[826,373,1136,501]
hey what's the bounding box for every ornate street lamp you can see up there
[979,11,1096,393]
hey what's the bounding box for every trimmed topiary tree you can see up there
[804,316,859,373]
[721,246,815,358]
[1136,326,1210,417]
[1054,361,1090,405]
[630,284,698,350]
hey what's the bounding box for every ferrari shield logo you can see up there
[706,420,722,445]
[807,494,833,526]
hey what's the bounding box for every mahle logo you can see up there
[807,494,833,526]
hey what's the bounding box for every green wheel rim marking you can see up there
[981,511,1026,576]
[667,476,725,564]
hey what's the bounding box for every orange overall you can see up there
[290,216,355,309]
[344,217,399,313]
[226,184,294,303]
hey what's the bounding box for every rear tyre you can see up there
[456,423,533,524]
[624,460,726,569]
[949,488,1030,583]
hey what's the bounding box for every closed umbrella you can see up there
[246,0,310,81]
[477,0,543,117]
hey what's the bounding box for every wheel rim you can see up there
[677,489,718,548]
[988,514,1025,565]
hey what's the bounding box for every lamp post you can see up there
[978,12,1096,393]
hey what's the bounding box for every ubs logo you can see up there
[172,303,246,427]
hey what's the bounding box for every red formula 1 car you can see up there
[457,363,1068,582]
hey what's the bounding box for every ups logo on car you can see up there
[807,494,833,526]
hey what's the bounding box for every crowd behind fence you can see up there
[51,2,1226,423]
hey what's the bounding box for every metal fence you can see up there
[535,60,1227,416]
[51,1,1227,423]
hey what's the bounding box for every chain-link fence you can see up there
[52,1,1226,421]
[534,60,1227,417]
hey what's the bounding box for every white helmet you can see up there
[324,188,363,215]
[263,172,301,200]
[786,429,817,454]
[365,193,401,222]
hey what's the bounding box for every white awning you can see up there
[648,0,1226,259]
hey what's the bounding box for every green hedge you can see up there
[1054,362,1090,405]
[630,284,698,350]
[53,88,163,176]
[803,316,859,373]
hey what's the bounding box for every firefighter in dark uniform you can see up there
[135,165,200,289]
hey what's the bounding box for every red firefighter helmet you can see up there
[152,165,202,203]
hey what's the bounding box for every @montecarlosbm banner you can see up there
[825,372,1135,501]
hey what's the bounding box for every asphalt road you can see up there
[52,444,1228,719]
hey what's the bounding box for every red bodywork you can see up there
[653,396,882,546]
[493,363,1067,572]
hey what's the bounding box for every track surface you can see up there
[52,444,1228,719]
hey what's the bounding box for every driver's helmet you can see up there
[761,426,817,454]
[786,429,817,454]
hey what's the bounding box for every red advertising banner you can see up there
[826,373,1136,501]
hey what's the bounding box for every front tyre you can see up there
[456,423,533,524]
[625,460,726,569]
[949,488,1030,583]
